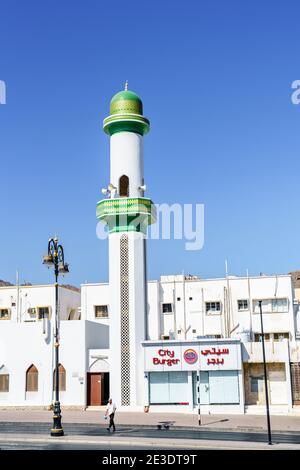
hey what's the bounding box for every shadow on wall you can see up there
[86,321,109,349]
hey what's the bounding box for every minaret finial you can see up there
[125,80,128,91]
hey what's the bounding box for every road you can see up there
[0,421,299,449]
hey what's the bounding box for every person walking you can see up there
[105,398,117,432]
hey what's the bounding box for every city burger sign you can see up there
[152,349,180,366]
[152,348,198,367]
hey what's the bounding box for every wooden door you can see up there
[87,373,102,406]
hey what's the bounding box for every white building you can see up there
[0,284,108,407]
[80,273,300,413]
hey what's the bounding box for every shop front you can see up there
[142,339,244,413]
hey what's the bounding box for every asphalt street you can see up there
[0,421,299,445]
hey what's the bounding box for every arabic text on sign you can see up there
[207,358,224,365]
[201,347,229,356]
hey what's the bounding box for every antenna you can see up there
[225,259,228,277]
[125,80,128,91]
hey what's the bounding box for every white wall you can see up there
[0,284,80,323]
[146,275,296,342]
[81,283,109,325]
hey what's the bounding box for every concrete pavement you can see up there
[0,409,300,432]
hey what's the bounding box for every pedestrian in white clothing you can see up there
[105,398,117,432]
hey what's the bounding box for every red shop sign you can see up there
[152,349,180,367]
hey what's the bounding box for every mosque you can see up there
[0,86,299,414]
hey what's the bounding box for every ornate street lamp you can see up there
[43,237,69,437]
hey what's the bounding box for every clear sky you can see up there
[1,0,300,286]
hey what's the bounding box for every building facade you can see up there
[0,284,108,407]
[80,273,300,413]
[0,274,300,412]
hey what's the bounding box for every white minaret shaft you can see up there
[110,132,144,198]
[97,87,155,408]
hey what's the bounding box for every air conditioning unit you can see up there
[27,308,36,316]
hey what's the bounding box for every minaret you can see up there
[96,84,156,408]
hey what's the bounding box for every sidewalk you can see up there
[0,409,300,432]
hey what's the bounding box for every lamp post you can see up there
[43,237,69,437]
[258,300,272,445]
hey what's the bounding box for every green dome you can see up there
[103,86,150,136]
[110,90,143,115]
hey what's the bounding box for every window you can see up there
[238,300,249,311]
[205,301,221,315]
[192,329,197,334]
[203,334,222,339]
[189,297,193,301]
[177,297,181,301]
[53,364,66,391]
[68,309,77,320]
[94,305,108,318]
[177,329,181,334]
[27,308,36,320]
[149,372,189,404]
[250,376,264,393]
[253,298,288,314]
[0,374,9,392]
[254,333,270,342]
[273,333,289,342]
[0,308,10,320]
[37,307,50,320]
[26,364,38,392]
[271,299,288,313]
[119,175,129,197]
[162,303,172,313]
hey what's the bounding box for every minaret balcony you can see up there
[96,197,156,233]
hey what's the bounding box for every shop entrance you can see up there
[192,372,209,405]
[149,371,189,404]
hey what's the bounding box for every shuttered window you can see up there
[53,364,66,391]
[26,365,38,392]
[0,374,9,392]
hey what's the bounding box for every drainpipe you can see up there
[225,261,231,337]
[285,338,293,412]
[172,279,177,339]
[16,270,20,323]
[247,271,253,354]
[223,287,228,338]
[182,273,187,339]
[201,288,205,337]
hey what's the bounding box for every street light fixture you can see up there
[43,236,69,437]
[258,300,272,445]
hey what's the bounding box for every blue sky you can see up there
[0,0,300,286]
